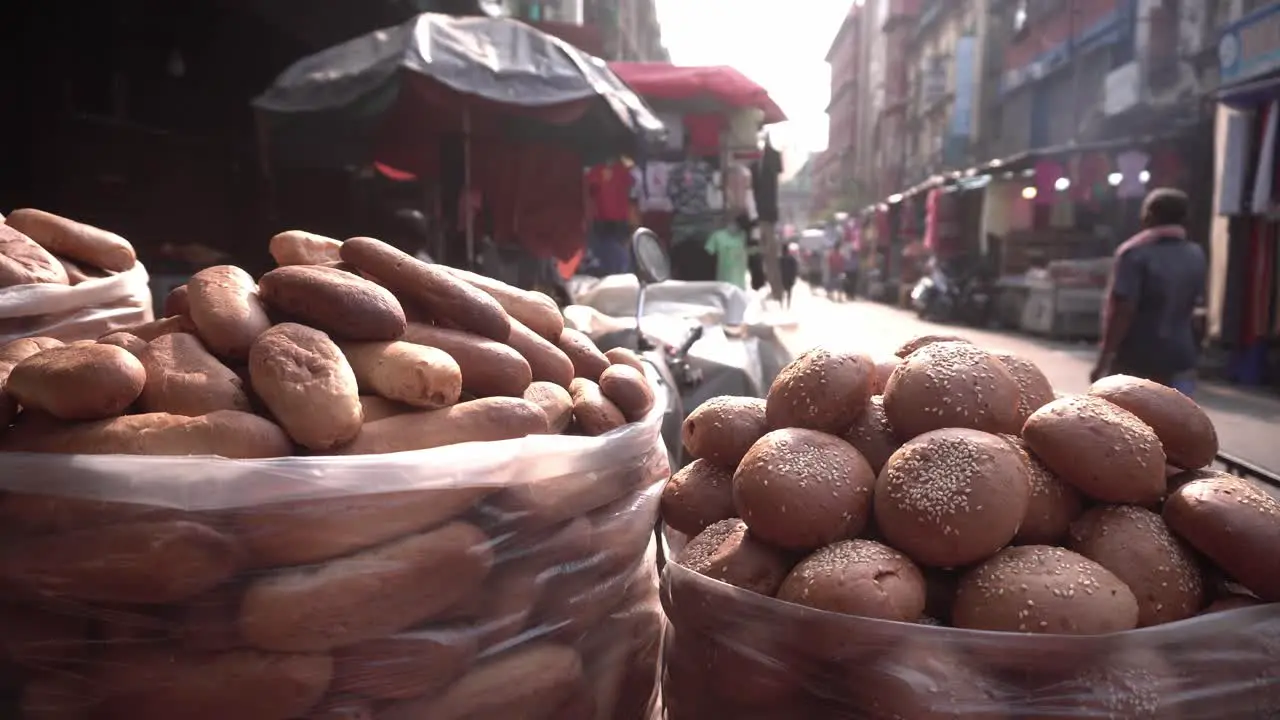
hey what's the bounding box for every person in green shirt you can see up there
[704,214,752,289]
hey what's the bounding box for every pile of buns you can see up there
[0,223,667,720]
[1,209,139,289]
[660,335,1280,718]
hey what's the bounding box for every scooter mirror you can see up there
[631,228,671,286]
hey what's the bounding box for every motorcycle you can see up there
[911,261,995,327]
[568,229,792,471]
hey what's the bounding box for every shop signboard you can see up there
[1219,2,1280,87]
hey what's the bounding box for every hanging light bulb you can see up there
[1021,186,1037,200]
[1054,177,1071,191]
[1139,170,1151,183]
[1107,172,1123,186]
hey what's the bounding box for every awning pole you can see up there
[464,106,475,269]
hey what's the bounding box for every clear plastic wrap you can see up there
[0,264,154,345]
[659,562,1280,719]
[0,411,667,720]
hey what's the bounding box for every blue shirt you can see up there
[1112,235,1206,377]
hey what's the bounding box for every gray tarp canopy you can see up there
[253,12,664,162]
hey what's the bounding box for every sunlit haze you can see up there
[655,0,854,177]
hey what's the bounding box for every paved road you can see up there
[764,288,1280,474]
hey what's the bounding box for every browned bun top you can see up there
[764,347,875,434]
[953,545,1139,635]
[871,356,900,394]
[733,428,876,551]
[1087,374,1218,470]
[674,518,794,596]
[882,341,1023,439]
[1067,504,1203,627]
[681,395,767,468]
[1163,476,1280,602]
[660,459,737,537]
[893,334,971,358]
[1017,648,1182,720]
[841,395,901,474]
[1021,395,1166,506]
[873,428,1031,568]
[776,539,926,622]
[993,351,1055,427]
[1001,434,1084,546]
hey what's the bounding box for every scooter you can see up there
[911,266,954,322]
[593,229,703,472]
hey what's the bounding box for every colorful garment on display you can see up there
[668,159,715,216]
[705,226,748,289]
[656,112,685,151]
[1033,160,1063,204]
[586,162,633,222]
[684,114,726,156]
[752,138,783,223]
[640,162,674,212]
[1074,152,1112,204]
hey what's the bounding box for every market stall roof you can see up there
[608,62,787,124]
[253,13,665,167]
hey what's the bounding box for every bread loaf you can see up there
[558,328,611,381]
[336,397,547,455]
[5,344,146,420]
[0,336,64,427]
[138,332,251,416]
[570,377,626,436]
[331,629,478,700]
[269,229,343,266]
[248,323,363,451]
[90,647,332,720]
[0,520,242,604]
[339,340,461,409]
[4,208,136,272]
[441,265,564,341]
[340,237,511,341]
[403,322,531,398]
[523,381,573,433]
[259,265,407,342]
[0,410,293,458]
[681,396,768,469]
[97,331,147,356]
[186,265,272,360]
[765,347,875,434]
[507,316,575,388]
[230,485,491,567]
[238,521,493,651]
[0,224,69,287]
[599,364,655,422]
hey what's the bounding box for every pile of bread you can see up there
[0,218,667,720]
[660,335,1280,718]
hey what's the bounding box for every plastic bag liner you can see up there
[0,407,666,720]
[659,563,1280,719]
[0,263,154,345]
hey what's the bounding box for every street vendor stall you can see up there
[596,63,786,285]
[253,12,663,272]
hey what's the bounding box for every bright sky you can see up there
[654,0,854,175]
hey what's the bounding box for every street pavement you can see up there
[760,286,1280,475]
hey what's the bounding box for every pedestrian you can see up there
[842,245,860,298]
[779,243,799,309]
[825,245,845,302]
[1090,188,1206,397]
[704,213,752,289]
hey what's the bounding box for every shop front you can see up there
[1212,1,1280,388]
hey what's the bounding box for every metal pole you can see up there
[463,106,474,269]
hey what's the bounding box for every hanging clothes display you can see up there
[752,138,783,223]
[656,112,686,152]
[923,188,941,251]
[1250,101,1278,215]
[640,162,674,212]
[1033,160,1063,205]
[683,114,725,156]
[667,158,715,216]
[1073,152,1112,204]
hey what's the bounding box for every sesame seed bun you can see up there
[1163,476,1280,602]
[733,429,876,552]
[874,428,1031,568]
[953,545,1139,635]
[893,334,971,358]
[1088,374,1218,470]
[681,396,768,469]
[841,396,901,474]
[764,347,875,435]
[1021,395,1166,505]
[660,459,737,537]
[776,540,925,623]
[1067,505,1204,627]
[1001,434,1084,546]
[674,519,794,596]
[883,341,1023,440]
[993,351,1055,427]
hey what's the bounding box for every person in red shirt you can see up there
[826,246,846,302]
[583,161,634,276]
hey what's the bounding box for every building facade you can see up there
[876,0,920,200]
[823,5,868,216]
[506,0,668,61]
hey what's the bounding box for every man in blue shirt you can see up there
[1091,188,1206,396]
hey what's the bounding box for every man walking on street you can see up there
[1090,188,1206,396]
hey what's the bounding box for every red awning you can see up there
[608,62,787,124]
